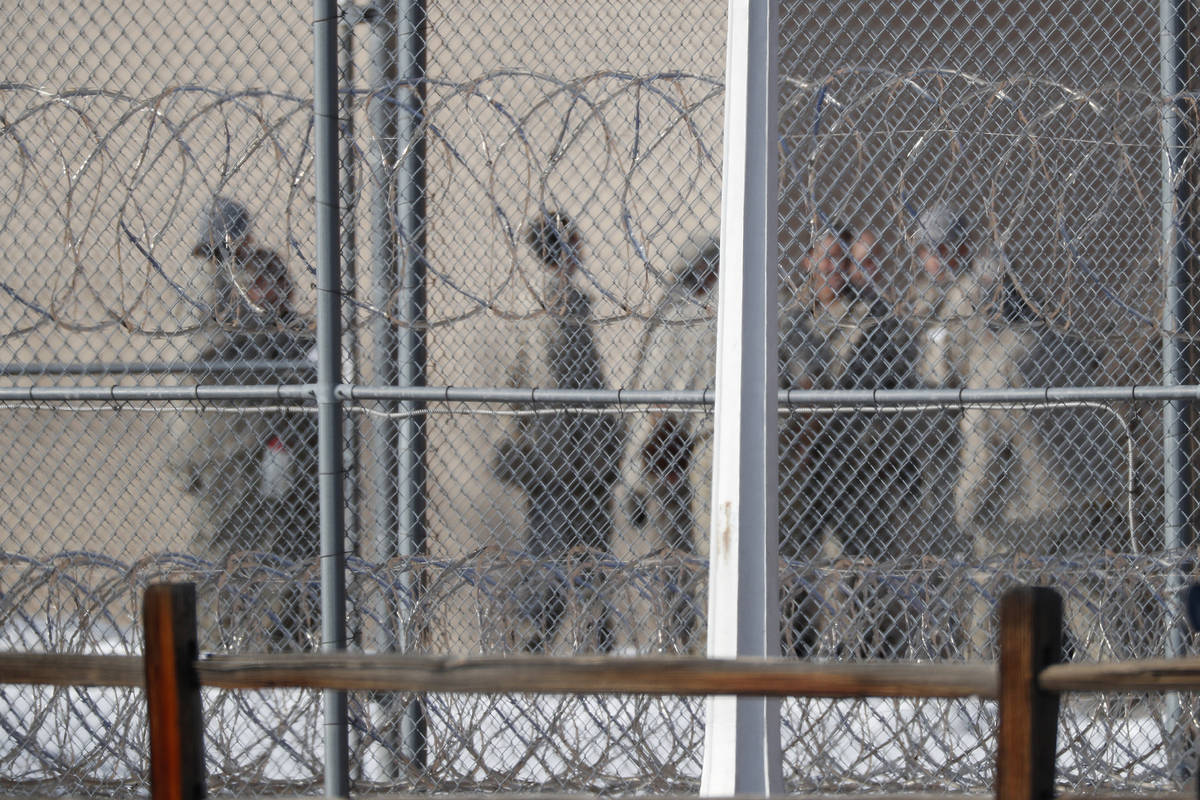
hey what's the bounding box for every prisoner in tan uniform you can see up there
[903,204,1117,658]
[624,235,720,653]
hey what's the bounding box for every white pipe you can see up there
[701,1,783,795]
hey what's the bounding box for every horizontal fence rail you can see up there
[5,383,1200,405]
[3,583,1200,799]
[0,653,145,688]
[0,652,997,698]
[1039,659,1200,693]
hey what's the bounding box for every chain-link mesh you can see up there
[4,0,1200,796]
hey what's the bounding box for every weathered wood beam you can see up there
[996,587,1064,800]
[193,654,998,698]
[1041,656,1200,692]
[143,582,205,800]
[0,653,143,687]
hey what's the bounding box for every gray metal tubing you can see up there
[1161,0,1189,558]
[395,0,428,568]
[367,0,399,593]
[337,20,363,784]
[0,359,315,377]
[315,0,349,794]
[0,385,314,402]
[343,385,715,404]
[9,383,1200,406]
[700,0,783,794]
[365,0,409,779]
[342,383,1200,406]
[339,10,360,562]
[1159,0,1190,774]
[394,0,428,770]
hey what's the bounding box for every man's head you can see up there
[526,209,581,274]
[805,224,852,304]
[193,196,252,260]
[846,229,880,289]
[909,204,969,278]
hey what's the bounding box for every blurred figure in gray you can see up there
[170,197,318,647]
[778,224,925,658]
[903,203,1117,657]
[624,235,720,653]
[493,210,625,653]
[900,205,975,387]
[894,204,980,567]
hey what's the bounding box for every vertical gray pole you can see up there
[395,0,429,770]
[366,0,402,780]
[337,15,362,785]
[339,12,360,561]
[368,0,428,773]
[1160,0,1190,777]
[368,0,400,574]
[315,0,349,795]
[700,1,783,796]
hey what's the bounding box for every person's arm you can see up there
[492,331,535,487]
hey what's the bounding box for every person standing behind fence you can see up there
[778,225,924,658]
[899,204,981,393]
[492,210,625,654]
[168,197,319,646]
[624,235,720,654]
[892,204,980,572]
[902,203,1115,657]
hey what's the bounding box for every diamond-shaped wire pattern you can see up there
[2,0,1200,796]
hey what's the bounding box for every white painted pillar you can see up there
[700,1,783,796]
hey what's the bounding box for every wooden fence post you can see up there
[143,582,205,800]
[997,586,1063,800]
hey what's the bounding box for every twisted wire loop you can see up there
[0,72,723,344]
[779,69,1171,342]
[0,70,1187,342]
[0,550,1194,794]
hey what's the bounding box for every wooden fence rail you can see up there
[0,583,1195,800]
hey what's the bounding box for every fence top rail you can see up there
[193,654,999,697]
[271,795,1187,800]
[18,650,1200,698]
[1039,656,1200,692]
[0,653,144,688]
[303,795,999,800]
[0,652,997,698]
[2,383,1200,406]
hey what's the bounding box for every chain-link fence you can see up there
[3,0,1200,796]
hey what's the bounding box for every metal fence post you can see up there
[367,0,428,774]
[700,1,783,795]
[367,0,401,594]
[394,0,429,770]
[365,0,403,780]
[339,5,361,562]
[1160,0,1191,779]
[337,11,364,784]
[315,0,350,794]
